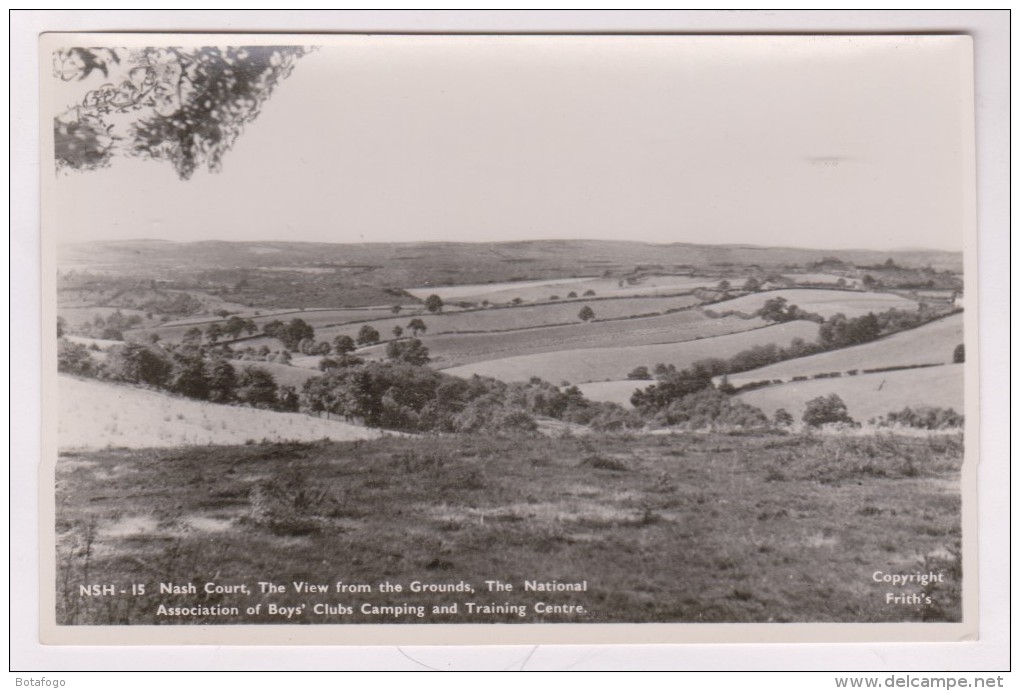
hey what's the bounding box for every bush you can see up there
[578,305,595,321]
[424,294,444,313]
[876,406,964,430]
[802,394,855,427]
[356,324,380,346]
[580,454,629,472]
[627,366,651,380]
[236,366,279,409]
[773,408,794,427]
[953,343,964,363]
[248,465,340,535]
[653,388,769,430]
[385,338,431,365]
[57,339,96,376]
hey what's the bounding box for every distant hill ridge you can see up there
[59,238,963,275]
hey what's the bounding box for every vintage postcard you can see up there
[40,33,978,645]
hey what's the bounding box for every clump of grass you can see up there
[57,516,98,624]
[247,465,342,535]
[580,454,629,472]
[920,543,963,622]
[440,465,486,491]
[786,435,961,484]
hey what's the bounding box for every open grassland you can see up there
[57,376,381,450]
[238,360,322,388]
[406,277,595,301]
[408,275,722,305]
[377,312,763,370]
[576,380,647,408]
[725,314,963,386]
[782,273,860,286]
[443,320,820,384]
[738,364,964,423]
[55,432,962,625]
[708,289,918,318]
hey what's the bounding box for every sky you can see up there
[48,35,973,252]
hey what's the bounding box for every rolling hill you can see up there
[58,375,381,450]
[737,364,964,422]
[707,289,918,319]
[442,320,820,385]
[724,313,963,387]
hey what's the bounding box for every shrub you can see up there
[580,454,629,472]
[333,334,356,354]
[653,388,769,430]
[802,394,855,427]
[627,366,651,380]
[385,338,431,365]
[588,406,643,432]
[57,339,96,376]
[876,406,964,430]
[236,365,279,408]
[773,408,794,427]
[953,344,965,363]
[248,465,340,535]
[356,324,380,346]
[578,305,595,321]
[424,294,444,313]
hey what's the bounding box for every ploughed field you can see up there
[56,432,962,625]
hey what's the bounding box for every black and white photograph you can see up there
[39,32,980,646]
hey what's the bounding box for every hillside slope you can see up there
[725,313,963,386]
[737,364,963,422]
[442,320,820,385]
[58,375,382,450]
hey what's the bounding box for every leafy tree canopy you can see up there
[53,45,313,179]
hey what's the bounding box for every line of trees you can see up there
[630,307,962,423]
[59,338,299,412]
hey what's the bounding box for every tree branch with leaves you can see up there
[53,45,314,179]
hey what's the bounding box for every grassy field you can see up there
[55,432,962,625]
[782,273,860,286]
[738,364,964,423]
[576,380,646,408]
[725,313,963,386]
[708,289,918,318]
[443,320,820,384]
[58,375,381,450]
[238,294,706,352]
[405,277,596,301]
[408,275,721,305]
[368,311,763,370]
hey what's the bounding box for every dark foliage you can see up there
[385,338,431,365]
[802,394,855,427]
[54,46,312,178]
